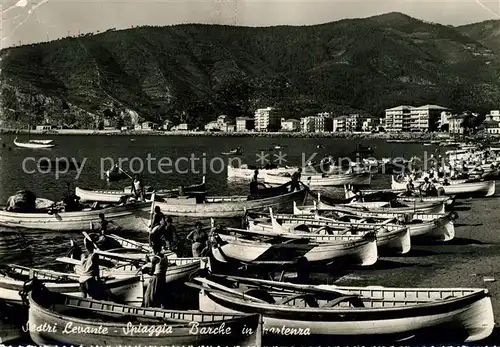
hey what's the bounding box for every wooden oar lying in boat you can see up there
[207,274,362,298]
[191,277,270,303]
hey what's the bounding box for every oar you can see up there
[82,231,101,251]
[211,274,359,298]
[192,277,269,303]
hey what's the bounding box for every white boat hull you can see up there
[13,138,55,149]
[214,232,378,266]
[154,187,307,218]
[0,202,152,231]
[391,176,495,197]
[264,172,371,187]
[199,286,494,342]
[227,165,297,180]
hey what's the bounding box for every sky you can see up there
[1,0,499,49]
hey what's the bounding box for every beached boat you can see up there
[222,147,243,155]
[292,202,456,242]
[0,265,144,306]
[195,275,494,343]
[227,165,297,181]
[27,286,262,347]
[264,172,371,187]
[0,201,152,231]
[306,193,445,214]
[391,176,495,197]
[75,176,206,203]
[152,183,308,218]
[343,187,454,206]
[13,137,55,149]
[58,254,207,285]
[245,213,410,255]
[210,225,378,266]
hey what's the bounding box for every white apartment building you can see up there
[448,114,466,134]
[254,107,280,131]
[410,105,449,132]
[236,117,254,132]
[384,105,413,132]
[300,117,315,132]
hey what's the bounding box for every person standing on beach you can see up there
[78,239,109,301]
[143,242,168,308]
[187,222,209,257]
[162,217,179,251]
[250,170,259,197]
[149,206,166,248]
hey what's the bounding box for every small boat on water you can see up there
[391,176,496,197]
[75,176,206,203]
[222,147,243,155]
[195,275,494,343]
[0,200,152,231]
[27,285,262,347]
[264,172,371,187]
[292,202,456,242]
[210,225,378,266]
[153,182,308,218]
[0,264,144,306]
[13,137,55,149]
[227,164,297,181]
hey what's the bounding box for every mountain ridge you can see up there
[1,12,499,128]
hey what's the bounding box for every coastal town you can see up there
[22,104,500,136]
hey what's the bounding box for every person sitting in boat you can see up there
[404,180,415,196]
[92,213,121,249]
[79,239,110,301]
[133,174,144,201]
[143,243,168,308]
[290,168,302,191]
[162,217,179,251]
[419,177,436,196]
[187,222,209,257]
[149,206,166,247]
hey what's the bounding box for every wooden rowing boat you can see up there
[0,201,152,231]
[343,187,454,206]
[210,225,378,266]
[27,286,262,347]
[0,265,144,306]
[59,256,208,285]
[245,211,411,255]
[153,183,307,218]
[195,275,494,343]
[264,172,371,187]
[75,176,206,203]
[227,165,297,180]
[391,176,496,197]
[292,202,456,242]
[13,137,55,149]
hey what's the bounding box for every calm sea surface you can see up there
[0,135,431,267]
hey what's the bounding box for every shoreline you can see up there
[0,128,477,141]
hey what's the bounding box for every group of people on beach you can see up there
[76,174,210,309]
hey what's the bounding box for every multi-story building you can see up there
[254,107,280,131]
[205,115,234,132]
[361,118,374,132]
[410,105,449,132]
[439,111,452,130]
[236,117,255,132]
[487,110,500,122]
[448,114,466,134]
[384,106,413,132]
[300,114,333,132]
[300,117,315,132]
[281,118,300,132]
[332,117,346,132]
